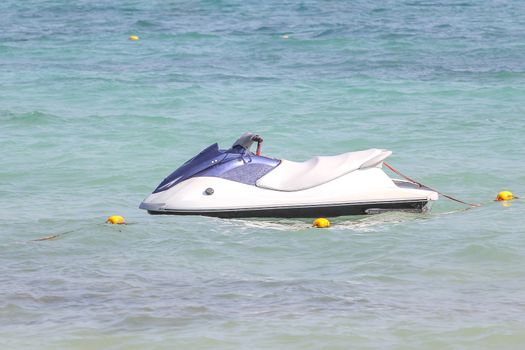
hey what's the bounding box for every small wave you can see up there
[255,26,274,33]
[220,211,431,233]
[134,20,156,28]
[227,218,310,231]
[405,1,473,7]
[434,24,453,29]
[314,29,336,38]
[336,212,429,232]
[0,110,66,125]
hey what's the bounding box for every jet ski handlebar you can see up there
[231,132,264,155]
[251,135,263,156]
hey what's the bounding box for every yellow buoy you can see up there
[129,35,140,41]
[312,218,330,228]
[496,191,513,201]
[106,215,125,224]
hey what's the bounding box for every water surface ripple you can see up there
[1,1,525,349]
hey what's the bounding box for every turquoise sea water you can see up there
[1,1,525,349]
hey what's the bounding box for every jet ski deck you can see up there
[256,149,391,191]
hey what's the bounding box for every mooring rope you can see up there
[383,162,481,207]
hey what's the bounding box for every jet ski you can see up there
[139,132,438,218]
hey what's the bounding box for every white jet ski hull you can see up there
[140,167,438,218]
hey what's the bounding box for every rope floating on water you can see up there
[31,230,75,242]
[383,162,481,208]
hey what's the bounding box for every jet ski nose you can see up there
[139,200,165,211]
[139,192,166,212]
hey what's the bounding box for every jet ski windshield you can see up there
[153,142,264,193]
[153,143,226,193]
